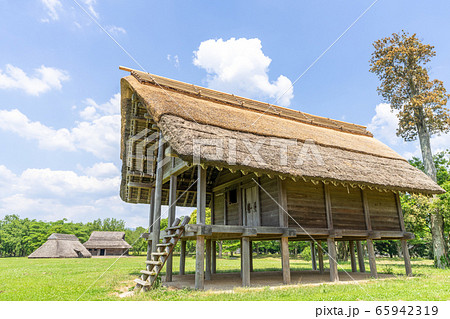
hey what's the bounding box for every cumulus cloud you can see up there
[0,109,75,151]
[0,93,120,160]
[193,37,294,106]
[41,0,62,21]
[367,103,450,159]
[0,64,69,95]
[82,162,120,178]
[367,103,403,146]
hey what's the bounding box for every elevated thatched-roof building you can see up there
[83,231,131,256]
[119,68,444,289]
[28,233,91,259]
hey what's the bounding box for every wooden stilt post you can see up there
[147,188,155,261]
[318,240,324,274]
[195,165,207,289]
[205,239,212,280]
[195,236,205,289]
[367,239,378,278]
[281,237,291,284]
[240,239,243,279]
[311,241,317,270]
[249,241,254,272]
[401,239,412,276]
[179,240,186,275]
[396,194,412,277]
[242,237,251,287]
[212,240,217,274]
[327,237,339,282]
[356,241,366,272]
[349,241,357,273]
[165,170,177,282]
[151,132,165,254]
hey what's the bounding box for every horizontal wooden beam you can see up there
[212,175,254,192]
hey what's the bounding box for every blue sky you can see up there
[0,0,449,227]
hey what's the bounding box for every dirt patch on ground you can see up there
[161,270,395,292]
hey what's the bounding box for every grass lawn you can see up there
[0,254,449,301]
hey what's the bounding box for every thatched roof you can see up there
[83,231,131,249]
[28,233,91,258]
[119,69,444,199]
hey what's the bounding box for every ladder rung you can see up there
[134,278,150,286]
[164,233,178,238]
[145,260,162,266]
[165,225,184,231]
[157,243,172,247]
[140,270,157,276]
[152,252,168,256]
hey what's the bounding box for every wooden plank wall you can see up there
[366,191,401,231]
[285,180,327,228]
[259,176,280,227]
[329,185,366,230]
[213,193,225,225]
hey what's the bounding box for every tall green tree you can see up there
[370,31,450,268]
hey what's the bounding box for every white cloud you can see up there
[0,109,75,151]
[106,25,127,36]
[83,0,99,19]
[79,93,120,120]
[83,162,120,178]
[367,103,450,159]
[41,0,62,21]
[0,164,147,226]
[193,37,294,106]
[0,93,121,160]
[0,64,69,95]
[367,103,403,146]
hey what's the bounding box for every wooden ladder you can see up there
[134,216,190,291]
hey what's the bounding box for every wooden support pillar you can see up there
[197,165,207,225]
[212,240,217,274]
[396,194,412,277]
[366,239,378,278]
[318,240,324,274]
[401,239,413,276]
[195,164,207,290]
[195,236,205,289]
[249,241,254,272]
[281,237,291,285]
[179,240,186,275]
[165,173,177,282]
[327,237,339,282]
[242,237,251,287]
[151,132,165,254]
[349,241,357,273]
[311,241,317,270]
[205,239,212,280]
[147,188,155,261]
[356,241,366,273]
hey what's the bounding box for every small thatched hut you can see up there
[119,68,444,289]
[28,233,91,258]
[83,231,131,256]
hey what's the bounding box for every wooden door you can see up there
[242,185,260,226]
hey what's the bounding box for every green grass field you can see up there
[0,254,449,301]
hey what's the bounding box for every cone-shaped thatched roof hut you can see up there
[83,231,131,256]
[28,233,92,258]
